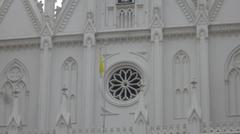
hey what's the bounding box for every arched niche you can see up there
[0,58,30,126]
[173,50,191,119]
[61,57,78,123]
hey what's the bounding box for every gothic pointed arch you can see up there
[225,45,240,116]
[176,0,224,23]
[0,58,29,125]
[173,50,191,119]
[61,57,78,123]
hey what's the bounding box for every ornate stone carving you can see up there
[209,0,224,22]
[0,59,29,125]
[54,0,80,33]
[176,0,195,23]
[36,0,44,13]
[176,0,224,23]
[40,23,53,49]
[0,0,14,24]
[7,66,23,82]
[104,62,144,106]
[22,0,42,33]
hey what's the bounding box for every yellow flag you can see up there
[99,54,105,77]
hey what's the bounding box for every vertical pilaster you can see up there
[195,0,210,123]
[150,5,164,126]
[83,11,96,128]
[39,23,53,130]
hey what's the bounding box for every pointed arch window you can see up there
[173,50,191,119]
[225,48,240,116]
[61,57,78,123]
[0,59,29,125]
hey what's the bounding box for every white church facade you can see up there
[0,0,240,134]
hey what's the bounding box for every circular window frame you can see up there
[104,62,145,107]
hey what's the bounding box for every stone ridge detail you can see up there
[0,0,14,24]
[54,0,80,33]
[21,0,42,33]
[176,0,195,23]
[176,0,224,23]
[209,0,224,22]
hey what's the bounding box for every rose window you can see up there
[108,66,142,102]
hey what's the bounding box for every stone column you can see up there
[83,11,96,128]
[38,23,53,130]
[195,0,210,122]
[150,6,164,126]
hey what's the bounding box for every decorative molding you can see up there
[176,0,195,23]
[163,26,196,40]
[103,53,120,62]
[0,23,239,49]
[0,0,14,24]
[0,58,30,125]
[54,0,80,33]
[209,0,224,22]
[21,0,42,34]
[96,29,151,44]
[129,52,148,62]
[0,38,40,50]
[176,0,224,23]
[53,34,83,47]
[103,62,145,107]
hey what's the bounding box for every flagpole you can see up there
[99,47,106,134]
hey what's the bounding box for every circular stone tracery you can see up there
[108,66,142,102]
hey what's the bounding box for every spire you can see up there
[84,11,96,34]
[134,80,148,124]
[45,0,55,18]
[195,0,209,26]
[151,7,163,29]
[134,80,148,134]
[56,88,71,127]
[187,79,201,120]
[187,79,202,134]
[8,89,22,130]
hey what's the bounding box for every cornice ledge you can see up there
[54,0,79,34]
[209,23,240,35]
[176,0,195,23]
[96,29,151,44]
[22,0,42,34]
[0,0,13,24]
[53,34,83,47]
[0,37,40,49]
[163,26,196,39]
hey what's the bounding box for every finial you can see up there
[12,89,20,98]
[191,78,198,89]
